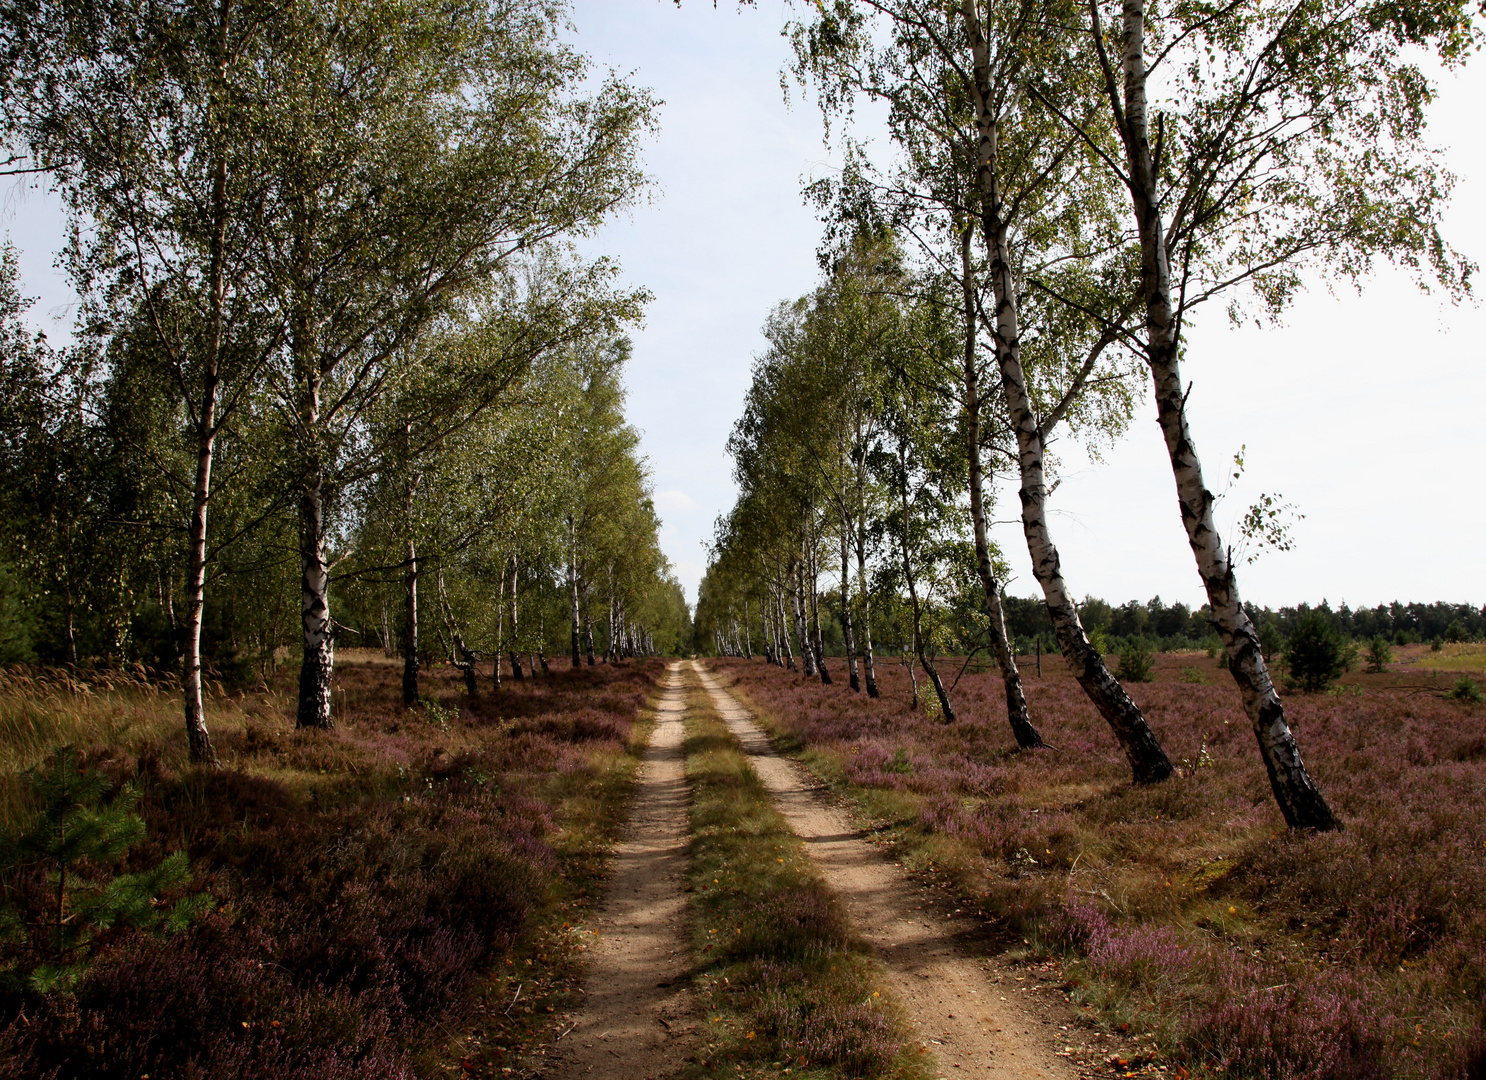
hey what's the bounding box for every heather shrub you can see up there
[0,658,663,1078]
[712,646,1486,1080]
[1189,970,1393,1080]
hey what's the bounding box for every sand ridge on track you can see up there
[691,661,1081,1080]
[546,662,699,1080]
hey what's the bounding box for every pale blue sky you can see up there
[6,0,1483,611]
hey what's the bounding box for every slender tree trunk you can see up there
[180,140,232,763]
[438,569,478,697]
[182,416,218,762]
[791,561,814,676]
[1107,0,1333,821]
[956,224,1040,749]
[897,445,954,721]
[854,531,879,698]
[583,581,596,665]
[808,519,831,683]
[838,503,860,691]
[493,569,504,689]
[402,538,419,707]
[296,473,334,729]
[777,584,796,671]
[380,595,395,658]
[508,555,523,680]
[742,598,753,659]
[568,516,582,667]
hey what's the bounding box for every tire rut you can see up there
[691,660,1080,1080]
[546,661,699,1079]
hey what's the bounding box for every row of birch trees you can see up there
[698,0,1475,830]
[0,0,689,762]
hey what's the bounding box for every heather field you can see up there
[0,655,666,1080]
[708,652,1486,1080]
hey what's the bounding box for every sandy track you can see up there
[692,661,1079,1080]
[546,662,699,1080]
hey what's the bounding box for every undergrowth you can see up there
[683,688,928,1080]
[0,657,664,1079]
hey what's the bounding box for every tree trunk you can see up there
[898,444,954,722]
[568,516,582,666]
[957,223,1040,749]
[583,581,596,665]
[182,417,218,763]
[808,520,831,683]
[742,598,753,659]
[961,14,1168,777]
[1108,0,1334,823]
[790,561,814,676]
[493,567,504,689]
[854,528,880,698]
[776,585,796,671]
[402,538,419,707]
[507,555,523,680]
[380,595,396,658]
[438,569,478,697]
[296,474,334,729]
[838,505,860,692]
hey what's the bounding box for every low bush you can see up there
[1115,637,1154,683]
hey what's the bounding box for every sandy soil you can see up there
[545,662,700,1079]
[692,661,1083,1080]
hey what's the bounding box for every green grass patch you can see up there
[683,691,929,1080]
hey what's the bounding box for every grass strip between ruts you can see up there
[682,687,931,1080]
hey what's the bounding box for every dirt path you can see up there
[691,661,1081,1080]
[546,661,699,1080]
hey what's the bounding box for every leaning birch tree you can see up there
[1063,0,1476,823]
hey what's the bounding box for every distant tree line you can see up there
[1000,597,1486,654]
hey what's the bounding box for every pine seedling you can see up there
[0,748,210,993]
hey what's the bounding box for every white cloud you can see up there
[653,489,698,513]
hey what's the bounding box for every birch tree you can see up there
[1065,0,1475,823]
[250,0,654,727]
[792,0,1174,777]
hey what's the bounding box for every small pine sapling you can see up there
[1364,636,1393,674]
[0,748,211,993]
[1284,613,1354,693]
[1115,637,1155,683]
[1447,677,1483,704]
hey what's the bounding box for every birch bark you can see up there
[507,555,523,680]
[568,515,582,667]
[1106,0,1334,823]
[854,527,880,697]
[838,500,861,692]
[958,225,1041,747]
[402,538,418,707]
[962,5,1170,780]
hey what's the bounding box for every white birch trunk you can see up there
[958,223,1041,747]
[1110,0,1335,824]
